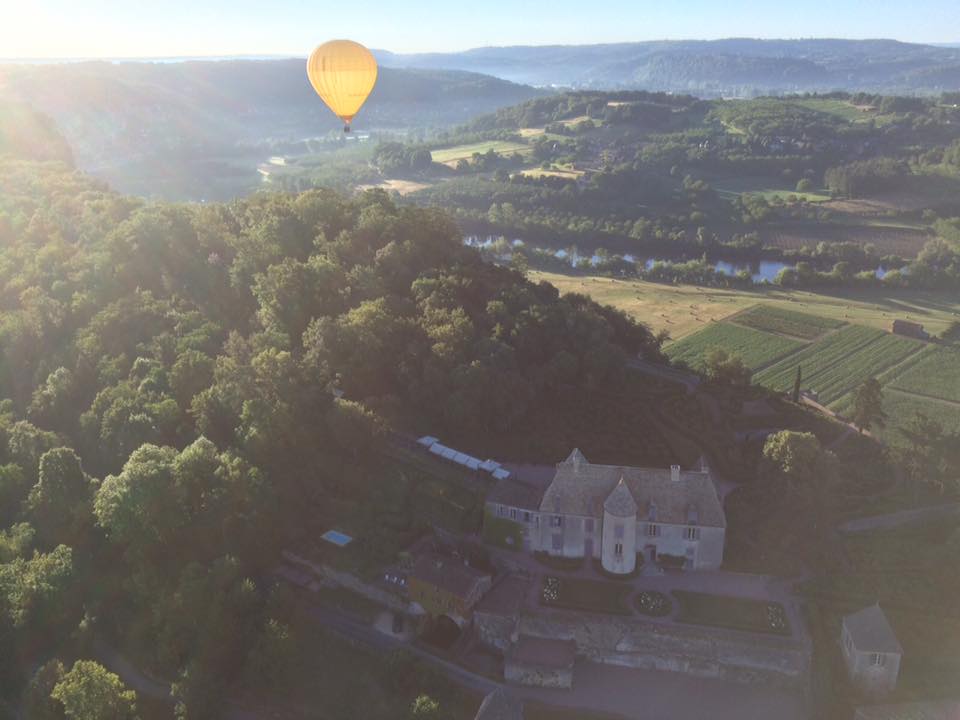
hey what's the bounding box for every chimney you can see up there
[671,465,681,482]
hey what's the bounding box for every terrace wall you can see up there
[476,608,809,688]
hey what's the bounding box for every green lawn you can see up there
[665,321,806,371]
[887,346,960,403]
[730,304,845,340]
[672,591,792,636]
[540,576,633,615]
[431,140,530,164]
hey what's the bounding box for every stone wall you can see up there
[476,607,809,688]
[505,660,573,689]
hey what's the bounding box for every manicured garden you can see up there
[540,576,633,615]
[672,590,792,636]
[634,591,672,617]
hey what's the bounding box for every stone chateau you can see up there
[486,449,726,572]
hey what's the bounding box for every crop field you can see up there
[869,389,960,446]
[753,325,885,392]
[796,333,924,405]
[665,321,805,371]
[730,304,845,340]
[430,140,530,165]
[887,346,960,404]
[530,271,960,341]
[763,223,930,257]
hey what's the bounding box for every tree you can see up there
[410,695,440,719]
[796,178,814,193]
[50,661,138,720]
[851,378,886,433]
[27,447,92,548]
[24,659,67,720]
[704,348,751,386]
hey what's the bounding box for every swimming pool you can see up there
[321,529,354,547]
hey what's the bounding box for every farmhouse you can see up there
[486,449,726,571]
[891,319,930,340]
[407,552,492,625]
[841,603,902,697]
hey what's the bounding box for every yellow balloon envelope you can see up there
[306,40,378,131]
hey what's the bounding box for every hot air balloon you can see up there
[306,40,378,133]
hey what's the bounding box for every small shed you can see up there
[505,635,576,689]
[841,603,903,697]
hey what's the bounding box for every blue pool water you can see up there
[322,530,354,546]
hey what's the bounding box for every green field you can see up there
[665,321,805,371]
[753,325,886,393]
[730,304,845,340]
[713,175,831,203]
[801,334,923,405]
[870,389,960,444]
[887,346,960,404]
[431,140,530,164]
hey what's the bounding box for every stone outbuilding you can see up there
[505,634,576,689]
[407,552,491,626]
[842,603,903,697]
[474,689,525,720]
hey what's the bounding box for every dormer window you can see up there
[647,503,657,522]
[686,504,699,525]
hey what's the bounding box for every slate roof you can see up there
[539,450,725,527]
[844,604,902,654]
[603,477,638,517]
[487,476,545,511]
[508,634,576,669]
[855,700,960,720]
[474,689,524,720]
[410,553,490,600]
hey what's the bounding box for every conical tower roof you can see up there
[603,477,638,517]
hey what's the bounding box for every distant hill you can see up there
[0,60,544,199]
[375,39,960,95]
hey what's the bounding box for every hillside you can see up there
[376,38,960,95]
[0,60,544,199]
[0,100,73,165]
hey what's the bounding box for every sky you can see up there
[1,0,959,58]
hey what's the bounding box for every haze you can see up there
[3,0,960,58]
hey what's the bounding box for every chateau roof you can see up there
[410,553,490,600]
[487,476,545,511]
[604,478,639,517]
[539,450,725,527]
[844,604,902,655]
[474,689,524,720]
